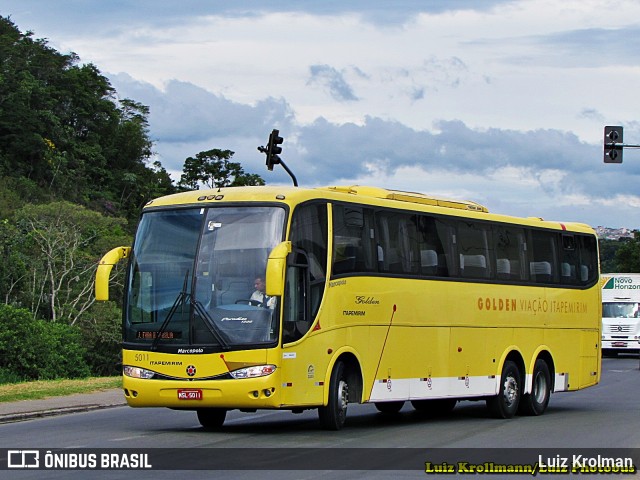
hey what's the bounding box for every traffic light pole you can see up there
[271,154,298,187]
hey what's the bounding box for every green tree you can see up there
[598,239,623,273]
[614,231,640,272]
[0,16,175,227]
[12,201,130,324]
[178,149,265,190]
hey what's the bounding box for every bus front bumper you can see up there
[122,375,283,409]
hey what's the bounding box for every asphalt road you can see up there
[1,356,638,479]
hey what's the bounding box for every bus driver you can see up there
[251,276,275,308]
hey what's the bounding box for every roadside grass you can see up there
[0,377,121,402]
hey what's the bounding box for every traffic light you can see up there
[257,128,299,186]
[266,129,284,171]
[604,126,623,163]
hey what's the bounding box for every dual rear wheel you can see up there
[487,359,551,418]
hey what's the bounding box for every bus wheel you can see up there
[411,398,457,415]
[197,408,227,430]
[318,361,349,430]
[375,401,404,414]
[519,359,551,416]
[487,360,520,419]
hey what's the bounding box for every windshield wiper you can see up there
[151,270,230,350]
[152,270,189,351]
[192,299,230,349]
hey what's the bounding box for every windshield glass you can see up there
[602,302,640,318]
[125,206,286,351]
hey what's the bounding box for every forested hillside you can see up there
[0,16,176,223]
[0,16,181,380]
[0,16,265,381]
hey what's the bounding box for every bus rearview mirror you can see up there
[265,241,292,297]
[95,246,131,301]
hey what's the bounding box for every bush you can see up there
[0,304,90,382]
[80,301,122,376]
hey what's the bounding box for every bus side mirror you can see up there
[95,246,131,301]
[265,241,292,297]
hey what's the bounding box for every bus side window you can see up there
[494,226,526,281]
[375,210,420,275]
[457,221,491,279]
[577,235,598,286]
[528,230,558,284]
[560,234,579,285]
[414,215,453,277]
[332,204,376,276]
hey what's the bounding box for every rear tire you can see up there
[318,361,349,430]
[519,359,551,416]
[375,401,404,414]
[197,408,227,429]
[487,360,521,419]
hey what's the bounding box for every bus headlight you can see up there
[230,365,276,379]
[123,365,156,379]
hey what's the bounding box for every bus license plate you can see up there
[178,389,203,400]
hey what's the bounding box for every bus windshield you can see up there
[124,206,286,351]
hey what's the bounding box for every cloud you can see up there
[4,0,512,34]
[535,27,640,67]
[109,74,640,220]
[110,73,295,143]
[478,26,640,69]
[307,65,360,102]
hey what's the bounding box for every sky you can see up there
[4,0,640,228]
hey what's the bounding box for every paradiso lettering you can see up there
[478,297,588,315]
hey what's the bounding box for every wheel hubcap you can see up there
[503,375,518,406]
[337,380,348,415]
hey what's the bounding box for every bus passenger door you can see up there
[280,259,325,407]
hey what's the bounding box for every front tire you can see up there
[197,408,227,430]
[519,359,551,416]
[318,361,349,430]
[487,360,521,419]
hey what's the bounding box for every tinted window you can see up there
[494,226,526,281]
[416,215,453,277]
[376,211,419,274]
[332,204,376,275]
[528,230,558,284]
[457,221,491,279]
[290,202,328,317]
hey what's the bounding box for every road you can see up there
[1,356,638,479]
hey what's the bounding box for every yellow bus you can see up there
[96,184,601,430]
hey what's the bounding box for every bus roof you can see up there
[143,184,595,234]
